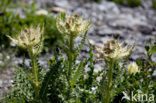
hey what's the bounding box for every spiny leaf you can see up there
[74,31,88,61]
[85,41,95,89]
[70,61,84,88]
[39,59,63,102]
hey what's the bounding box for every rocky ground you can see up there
[0,0,156,100]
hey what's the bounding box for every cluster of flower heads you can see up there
[95,39,132,61]
[56,14,90,38]
[7,14,133,62]
[7,13,140,77]
[7,26,44,56]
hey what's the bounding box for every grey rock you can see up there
[94,64,102,73]
[109,14,147,30]
[0,80,2,88]
[137,24,153,35]
[98,29,113,36]
[153,70,156,76]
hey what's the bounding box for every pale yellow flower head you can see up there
[95,39,132,61]
[7,25,44,55]
[56,14,90,38]
[127,62,139,75]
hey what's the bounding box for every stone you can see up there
[98,28,113,36]
[51,7,66,13]
[0,80,2,88]
[36,9,48,15]
[136,24,153,35]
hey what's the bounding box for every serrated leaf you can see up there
[70,61,84,87]
[39,59,62,102]
[74,31,87,61]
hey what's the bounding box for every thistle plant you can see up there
[57,14,90,81]
[2,12,155,103]
[7,25,44,101]
[56,14,91,101]
[56,14,90,39]
[95,38,133,103]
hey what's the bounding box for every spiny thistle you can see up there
[7,25,44,56]
[95,38,132,61]
[8,25,44,100]
[127,62,139,75]
[56,14,90,38]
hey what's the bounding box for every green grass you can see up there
[113,0,124,4]
[126,0,141,7]
[153,0,156,9]
[112,0,142,7]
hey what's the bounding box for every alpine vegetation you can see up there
[7,26,44,102]
[95,38,133,103]
[56,14,90,38]
[127,62,139,75]
[95,38,132,61]
[1,13,156,103]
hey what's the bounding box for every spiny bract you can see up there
[56,14,90,38]
[7,25,44,55]
[95,39,132,61]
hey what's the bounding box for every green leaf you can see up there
[145,45,150,52]
[39,59,63,102]
[74,31,88,61]
[151,46,156,54]
[85,41,95,89]
[76,98,82,103]
[70,61,84,87]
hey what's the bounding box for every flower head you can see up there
[7,25,44,55]
[127,62,139,75]
[95,39,132,61]
[56,14,90,38]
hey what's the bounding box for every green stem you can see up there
[32,56,39,100]
[67,35,74,101]
[68,35,74,80]
[105,60,114,103]
[28,48,39,101]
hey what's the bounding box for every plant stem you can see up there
[68,35,74,80]
[28,49,39,101]
[67,35,74,101]
[105,60,114,103]
[32,55,39,100]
